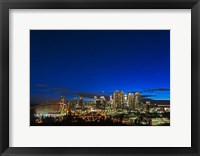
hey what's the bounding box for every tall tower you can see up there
[109,95,113,109]
[94,96,97,104]
[118,91,124,108]
[113,90,119,109]
[100,96,106,109]
[128,93,135,110]
[100,96,106,103]
[135,92,142,108]
[124,94,128,107]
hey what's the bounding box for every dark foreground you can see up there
[30,111,170,126]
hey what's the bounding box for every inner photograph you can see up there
[30,30,170,126]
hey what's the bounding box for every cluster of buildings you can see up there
[31,91,170,125]
[31,90,156,119]
[67,90,151,111]
[113,91,142,110]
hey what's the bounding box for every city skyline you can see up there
[30,30,170,104]
[31,90,170,126]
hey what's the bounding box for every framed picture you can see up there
[0,0,200,155]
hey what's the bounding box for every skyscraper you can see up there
[124,94,128,107]
[128,93,135,110]
[94,96,97,104]
[113,90,120,109]
[109,95,113,109]
[135,92,142,108]
[113,90,125,109]
[119,91,125,108]
[100,96,106,109]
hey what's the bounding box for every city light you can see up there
[30,90,170,126]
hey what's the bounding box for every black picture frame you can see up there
[0,0,200,155]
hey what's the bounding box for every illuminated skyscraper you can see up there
[124,94,128,107]
[100,96,106,103]
[119,91,125,108]
[109,95,113,109]
[94,96,97,104]
[113,90,125,109]
[135,92,142,108]
[128,93,135,110]
[100,96,106,109]
[113,90,119,109]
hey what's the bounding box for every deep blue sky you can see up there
[30,30,170,104]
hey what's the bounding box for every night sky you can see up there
[30,30,170,104]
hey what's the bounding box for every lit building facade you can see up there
[109,95,113,109]
[128,93,135,110]
[135,92,142,108]
[119,91,125,108]
[94,96,97,104]
[113,90,119,109]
